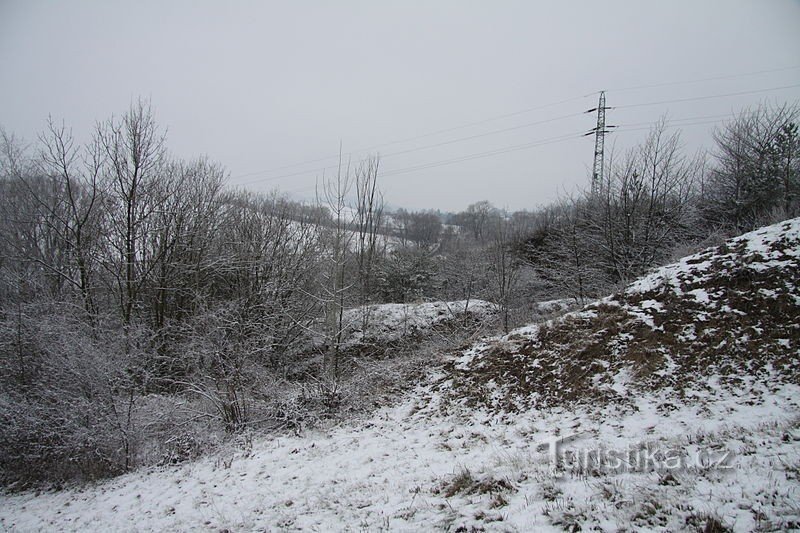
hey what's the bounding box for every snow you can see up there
[532,299,576,316]
[626,218,800,297]
[2,379,798,531]
[687,288,711,304]
[339,299,497,347]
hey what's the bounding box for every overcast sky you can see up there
[1,1,799,212]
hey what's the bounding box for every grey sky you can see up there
[1,1,799,212]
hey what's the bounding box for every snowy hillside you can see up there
[1,382,797,532]
[443,218,800,413]
[1,219,799,532]
[339,300,497,347]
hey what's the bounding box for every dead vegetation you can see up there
[436,467,515,499]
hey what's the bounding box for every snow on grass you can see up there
[1,378,798,531]
[443,217,800,414]
[625,217,800,297]
[532,299,577,317]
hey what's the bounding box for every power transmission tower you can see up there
[585,91,615,195]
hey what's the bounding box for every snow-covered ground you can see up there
[531,298,577,317]
[1,378,797,531]
[444,218,800,414]
[340,299,497,347]
[625,217,800,296]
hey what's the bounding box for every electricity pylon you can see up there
[585,91,615,195]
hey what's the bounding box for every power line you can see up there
[252,111,774,196]
[615,112,736,128]
[353,96,588,154]
[604,104,792,132]
[614,83,800,109]
[281,131,586,196]
[616,120,721,135]
[230,66,800,183]
[381,111,585,159]
[613,115,746,136]
[605,65,800,93]
[231,154,341,181]
[228,93,590,181]
[382,132,582,177]
[276,114,768,198]
[230,82,800,196]
[387,85,800,190]
[285,111,755,195]
[232,110,586,188]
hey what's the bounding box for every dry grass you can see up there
[437,222,800,413]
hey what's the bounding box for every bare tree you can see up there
[589,119,699,284]
[439,244,486,325]
[462,200,498,241]
[409,211,442,249]
[377,246,438,304]
[146,157,225,331]
[96,98,168,327]
[317,153,355,379]
[34,117,104,320]
[209,190,322,368]
[487,217,523,333]
[523,201,607,305]
[353,156,385,330]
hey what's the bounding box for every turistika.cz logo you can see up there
[540,435,734,477]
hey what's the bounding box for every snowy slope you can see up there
[443,218,800,413]
[340,300,496,347]
[1,380,797,531]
